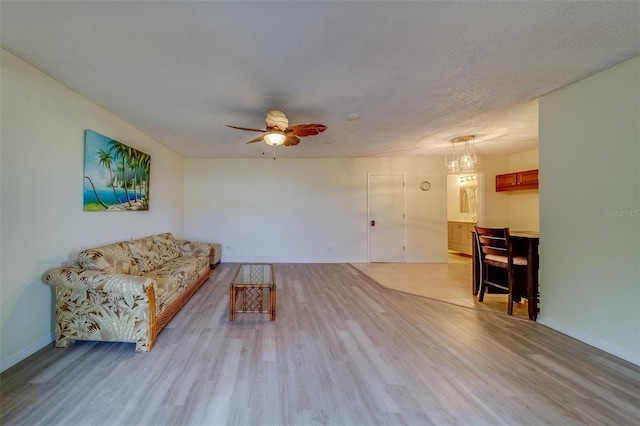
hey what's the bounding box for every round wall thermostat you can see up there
[420,181,431,191]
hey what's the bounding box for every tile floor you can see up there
[351,252,531,320]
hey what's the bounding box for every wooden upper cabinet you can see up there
[496,173,517,190]
[496,169,538,192]
[516,169,538,188]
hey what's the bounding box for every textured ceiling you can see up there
[2,1,639,158]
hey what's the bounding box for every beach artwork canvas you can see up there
[83,129,150,211]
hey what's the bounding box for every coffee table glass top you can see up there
[233,264,273,285]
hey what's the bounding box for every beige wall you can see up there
[0,49,186,371]
[482,149,539,231]
[539,56,639,365]
[183,157,448,264]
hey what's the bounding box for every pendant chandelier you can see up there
[445,135,477,174]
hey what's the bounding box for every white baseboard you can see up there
[221,258,369,264]
[221,258,447,264]
[405,257,448,263]
[1,332,55,373]
[537,316,640,366]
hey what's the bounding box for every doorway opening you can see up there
[446,173,482,262]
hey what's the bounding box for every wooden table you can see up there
[230,263,276,321]
[472,231,540,320]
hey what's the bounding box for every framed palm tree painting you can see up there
[83,129,150,211]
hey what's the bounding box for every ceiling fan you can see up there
[227,110,327,147]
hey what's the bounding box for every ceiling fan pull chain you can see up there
[273,144,277,160]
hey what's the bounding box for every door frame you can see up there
[367,172,407,263]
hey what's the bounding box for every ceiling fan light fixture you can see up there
[264,132,286,146]
[227,110,326,153]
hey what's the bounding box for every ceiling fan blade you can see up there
[283,134,301,146]
[288,123,327,137]
[246,135,266,144]
[226,125,266,133]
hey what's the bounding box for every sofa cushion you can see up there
[176,240,212,258]
[144,268,182,315]
[78,242,140,275]
[143,255,209,314]
[126,237,162,273]
[151,233,182,263]
[147,256,209,290]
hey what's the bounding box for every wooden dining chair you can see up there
[474,226,528,315]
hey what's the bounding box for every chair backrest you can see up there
[475,226,513,264]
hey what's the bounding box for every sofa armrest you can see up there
[175,240,212,258]
[45,268,155,295]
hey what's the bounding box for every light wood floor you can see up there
[352,252,531,320]
[2,263,639,425]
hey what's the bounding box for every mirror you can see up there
[460,186,477,214]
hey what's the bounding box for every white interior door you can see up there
[369,173,405,262]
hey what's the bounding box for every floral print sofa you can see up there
[45,233,216,352]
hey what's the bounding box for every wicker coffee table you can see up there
[229,263,276,321]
